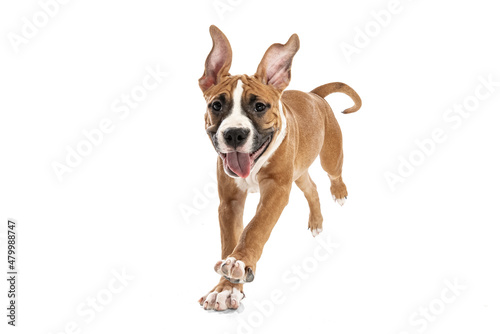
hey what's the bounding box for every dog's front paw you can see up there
[214,257,255,283]
[199,279,244,311]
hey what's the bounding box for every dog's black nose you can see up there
[223,127,250,149]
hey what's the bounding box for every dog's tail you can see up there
[310,82,362,114]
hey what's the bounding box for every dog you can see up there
[198,26,362,311]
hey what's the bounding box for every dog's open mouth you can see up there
[219,136,272,178]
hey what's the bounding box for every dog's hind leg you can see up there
[319,110,348,207]
[295,171,323,237]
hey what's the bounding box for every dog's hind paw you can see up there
[311,227,323,237]
[332,195,347,207]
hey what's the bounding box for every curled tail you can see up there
[311,82,362,114]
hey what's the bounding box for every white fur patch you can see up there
[215,289,231,310]
[202,287,244,311]
[215,257,246,280]
[235,100,287,193]
[311,228,323,237]
[216,80,255,155]
[332,195,346,207]
[205,291,218,304]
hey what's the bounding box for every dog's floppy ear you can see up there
[254,34,300,92]
[199,25,233,93]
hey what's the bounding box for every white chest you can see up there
[234,163,267,193]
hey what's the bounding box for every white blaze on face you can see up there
[216,79,255,153]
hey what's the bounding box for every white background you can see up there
[1,0,500,333]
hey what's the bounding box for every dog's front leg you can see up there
[199,162,248,310]
[214,177,292,283]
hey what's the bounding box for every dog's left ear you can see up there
[255,34,300,92]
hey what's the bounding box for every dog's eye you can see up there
[255,102,266,112]
[212,101,222,111]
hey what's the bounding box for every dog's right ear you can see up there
[199,25,233,93]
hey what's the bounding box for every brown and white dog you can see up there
[198,26,362,311]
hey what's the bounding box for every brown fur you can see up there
[198,26,361,310]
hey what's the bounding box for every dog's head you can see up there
[199,26,300,179]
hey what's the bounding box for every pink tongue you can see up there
[226,152,251,178]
